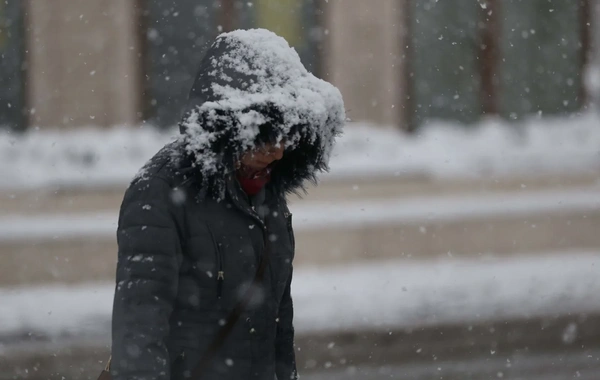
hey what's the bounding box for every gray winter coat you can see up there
[110,29,344,380]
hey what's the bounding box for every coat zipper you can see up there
[217,267,224,299]
[284,210,295,249]
[207,226,225,299]
[216,243,224,299]
[228,184,270,275]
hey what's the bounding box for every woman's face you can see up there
[240,142,285,171]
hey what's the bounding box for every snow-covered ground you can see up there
[0,112,599,190]
[0,187,598,241]
[1,251,598,341]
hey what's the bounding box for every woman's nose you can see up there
[271,146,284,160]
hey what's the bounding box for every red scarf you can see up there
[237,167,271,196]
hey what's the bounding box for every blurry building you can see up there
[0,0,596,132]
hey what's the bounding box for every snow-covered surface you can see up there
[1,112,599,191]
[0,187,598,242]
[1,252,598,340]
[297,252,600,332]
[0,126,172,190]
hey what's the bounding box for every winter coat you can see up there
[110,29,345,380]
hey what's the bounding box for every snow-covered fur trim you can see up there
[178,28,345,198]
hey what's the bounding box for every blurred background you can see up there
[1,0,600,379]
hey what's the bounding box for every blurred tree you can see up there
[0,0,25,131]
[255,0,322,74]
[256,0,302,47]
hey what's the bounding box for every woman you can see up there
[110,29,345,380]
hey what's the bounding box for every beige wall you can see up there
[25,0,141,128]
[323,0,406,128]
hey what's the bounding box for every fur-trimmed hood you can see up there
[178,28,345,198]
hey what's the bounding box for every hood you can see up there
[178,28,345,199]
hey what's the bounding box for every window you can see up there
[0,0,25,130]
[406,0,588,129]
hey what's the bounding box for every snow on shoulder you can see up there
[179,28,345,195]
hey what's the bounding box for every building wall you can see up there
[23,0,408,130]
[25,0,141,128]
[18,1,595,131]
[323,0,406,128]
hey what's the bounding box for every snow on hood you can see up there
[178,28,346,197]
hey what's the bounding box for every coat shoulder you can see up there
[120,140,198,208]
[131,140,197,188]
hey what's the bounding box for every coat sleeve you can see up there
[111,178,182,380]
[275,266,298,380]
